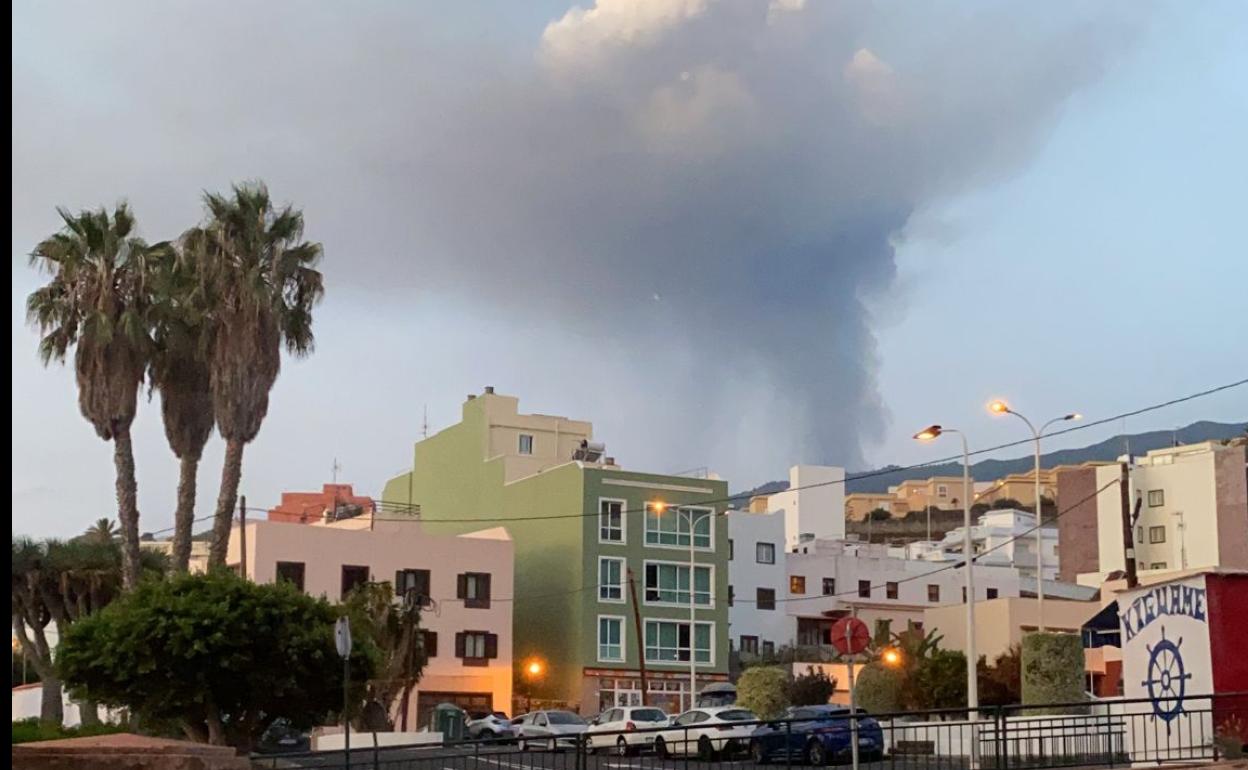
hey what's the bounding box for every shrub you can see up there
[788,667,837,706]
[853,664,904,714]
[737,666,790,719]
[1021,633,1086,712]
[11,717,127,745]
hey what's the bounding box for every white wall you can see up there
[766,465,845,549]
[726,510,792,650]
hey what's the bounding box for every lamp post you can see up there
[989,401,1080,632]
[913,425,978,715]
[524,659,544,712]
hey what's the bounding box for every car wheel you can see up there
[616,737,631,757]
[750,740,769,765]
[697,736,716,762]
[655,737,669,759]
[806,739,828,766]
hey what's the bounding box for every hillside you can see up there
[732,420,1246,502]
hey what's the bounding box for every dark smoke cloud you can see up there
[12,0,1140,472]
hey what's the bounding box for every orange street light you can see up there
[651,500,667,514]
[526,659,544,678]
[882,647,902,667]
[913,425,943,441]
[988,400,1010,415]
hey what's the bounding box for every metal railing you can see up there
[251,691,1247,770]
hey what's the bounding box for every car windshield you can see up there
[717,709,756,722]
[631,709,667,722]
[548,712,586,725]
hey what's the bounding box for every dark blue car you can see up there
[749,705,885,765]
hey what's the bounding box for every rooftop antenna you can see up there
[332,457,342,484]
[422,405,429,439]
[1122,418,1130,461]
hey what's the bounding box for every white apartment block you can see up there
[760,465,846,550]
[928,509,1059,582]
[726,510,790,657]
[1056,439,1248,585]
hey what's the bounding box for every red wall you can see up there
[1207,573,1248,736]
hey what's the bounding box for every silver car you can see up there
[514,710,589,751]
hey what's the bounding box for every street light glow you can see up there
[913,425,942,441]
[882,648,902,667]
[988,400,1010,414]
[526,659,544,677]
[651,500,667,514]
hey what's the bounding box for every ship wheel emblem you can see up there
[1141,627,1192,733]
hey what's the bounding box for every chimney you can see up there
[467,394,476,401]
[484,386,495,395]
[605,457,616,466]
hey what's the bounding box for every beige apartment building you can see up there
[844,493,905,522]
[974,469,1059,507]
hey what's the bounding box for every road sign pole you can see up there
[847,622,859,770]
[336,616,353,768]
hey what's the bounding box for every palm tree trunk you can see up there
[40,675,64,726]
[172,455,200,572]
[113,428,142,590]
[208,440,244,569]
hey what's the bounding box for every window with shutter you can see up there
[458,631,491,666]
[484,633,498,659]
[421,630,438,658]
[462,572,492,608]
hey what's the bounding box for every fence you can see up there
[251,691,1247,770]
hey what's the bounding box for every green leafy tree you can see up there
[57,570,372,750]
[148,241,215,572]
[1021,633,1086,712]
[867,508,891,522]
[978,644,1023,706]
[340,582,427,730]
[736,666,790,719]
[853,664,904,714]
[788,666,836,706]
[910,649,968,711]
[191,183,325,567]
[27,204,160,589]
[991,498,1023,510]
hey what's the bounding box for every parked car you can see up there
[466,711,515,741]
[654,706,759,760]
[696,682,737,707]
[586,706,671,755]
[748,705,885,765]
[513,710,589,750]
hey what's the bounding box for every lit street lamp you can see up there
[913,425,978,715]
[524,658,545,712]
[988,400,1080,631]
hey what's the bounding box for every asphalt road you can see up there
[255,743,966,770]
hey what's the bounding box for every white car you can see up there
[654,706,759,760]
[513,710,589,751]
[466,711,515,741]
[586,706,671,755]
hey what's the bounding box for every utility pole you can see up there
[1118,463,1138,588]
[627,569,649,706]
[238,495,247,579]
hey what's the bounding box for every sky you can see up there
[11,0,1247,540]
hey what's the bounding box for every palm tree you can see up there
[81,518,120,544]
[27,204,157,589]
[149,241,215,572]
[195,182,324,567]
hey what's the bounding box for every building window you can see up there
[962,586,968,603]
[1137,526,1144,543]
[420,630,438,658]
[395,568,431,601]
[599,557,625,603]
[937,485,948,497]
[987,587,999,599]
[598,616,625,662]
[927,584,940,603]
[518,434,534,455]
[276,561,305,592]
[1149,526,1166,544]
[761,641,775,656]
[458,572,492,608]
[790,575,806,594]
[599,498,625,543]
[644,562,712,605]
[740,635,759,655]
[729,539,734,559]
[858,580,871,598]
[341,565,369,599]
[1148,490,1165,507]
[886,582,899,600]
[644,504,713,549]
[728,585,734,607]
[1150,562,1168,570]
[757,588,776,610]
[455,631,498,666]
[756,542,776,564]
[644,620,712,664]
[822,578,835,596]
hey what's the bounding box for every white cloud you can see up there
[541,0,710,70]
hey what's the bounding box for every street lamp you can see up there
[524,658,545,712]
[653,500,713,712]
[881,647,902,668]
[988,400,1080,631]
[913,425,978,715]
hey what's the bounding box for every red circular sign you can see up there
[830,617,871,656]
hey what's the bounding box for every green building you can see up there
[383,388,731,713]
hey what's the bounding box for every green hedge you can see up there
[1021,633,1086,713]
[853,664,904,714]
[737,666,790,719]
[11,718,127,745]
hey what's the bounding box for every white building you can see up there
[762,465,846,549]
[726,510,790,656]
[1056,439,1248,586]
[930,509,1059,582]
